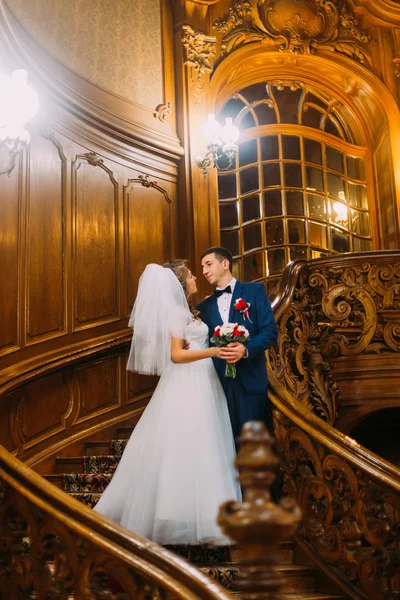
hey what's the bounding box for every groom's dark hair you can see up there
[201,246,233,272]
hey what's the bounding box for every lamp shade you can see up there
[201,114,222,140]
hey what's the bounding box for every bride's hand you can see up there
[212,346,224,358]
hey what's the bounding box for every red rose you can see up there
[235,299,247,310]
[214,326,221,337]
[233,325,240,336]
[234,298,252,322]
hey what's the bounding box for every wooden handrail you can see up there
[0,444,232,600]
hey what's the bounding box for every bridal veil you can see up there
[127,264,192,375]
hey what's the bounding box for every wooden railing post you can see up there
[218,422,301,600]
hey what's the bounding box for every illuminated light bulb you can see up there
[333,202,347,220]
[201,114,221,141]
[0,69,39,133]
[220,117,240,145]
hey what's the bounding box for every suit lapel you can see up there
[209,295,223,328]
[229,281,244,323]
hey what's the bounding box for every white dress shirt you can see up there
[216,278,236,324]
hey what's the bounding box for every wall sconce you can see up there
[0,69,39,175]
[196,114,239,176]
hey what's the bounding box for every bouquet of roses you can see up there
[210,322,250,378]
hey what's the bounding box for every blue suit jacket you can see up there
[197,281,278,394]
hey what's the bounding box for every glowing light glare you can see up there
[0,69,39,132]
[201,114,221,141]
[0,125,30,145]
[220,117,240,145]
[333,201,348,222]
[196,114,240,175]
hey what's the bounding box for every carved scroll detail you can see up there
[182,25,216,95]
[154,102,172,122]
[272,413,400,600]
[213,0,374,65]
[0,480,168,599]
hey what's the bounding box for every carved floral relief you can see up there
[272,412,400,600]
[268,257,400,427]
[213,0,374,66]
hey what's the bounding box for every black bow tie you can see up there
[213,285,232,298]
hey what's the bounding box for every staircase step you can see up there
[83,439,128,456]
[109,439,128,455]
[55,457,83,473]
[230,540,295,565]
[84,440,112,456]
[283,595,344,599]
[69,492,102,507]
[44,474,64,489]
[232,596,344,599]
[164,545,231,564]
[116,426,134,439]
[83,455,121,473]
[200,564,317,593]
[199,566,237,590]
[55,455,121,474]
[277,565,317,593]
[63,473,113,492]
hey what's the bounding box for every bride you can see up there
[94,260,241,546]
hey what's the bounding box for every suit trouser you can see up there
[223,378,282,501]
[222,378,267,441]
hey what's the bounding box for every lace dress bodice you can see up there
[184,319,209,350]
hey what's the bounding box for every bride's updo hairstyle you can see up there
[163,259,189,296]
[163,259,198,317]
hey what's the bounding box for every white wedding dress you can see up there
[94,318,241,546]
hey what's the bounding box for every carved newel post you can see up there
[218,422,301,600]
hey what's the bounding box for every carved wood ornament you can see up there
[268,252,400,599]
[269,254,400,427]
[154,102,172,122]
[0,458,233,600]
[213,0,374,66]
[182,25,217,94]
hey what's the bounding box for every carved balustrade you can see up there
[268,251,400,599]
[269,251,400,425]
[0,444,232,600]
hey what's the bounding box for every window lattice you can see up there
[218,81,372,298]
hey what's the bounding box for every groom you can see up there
[197,246,278,440]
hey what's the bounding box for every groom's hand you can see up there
[220,342,247,364]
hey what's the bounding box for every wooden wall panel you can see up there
[0,0,181,467]
[0,160,20,355]
[0,392,19,453]
[73,355,121,424]
[0,347,156,465]
[374,134,399,249]
[125,180,173,312]
[11,372,71,451]
[128,371,159,400]
[26,135,66,342]
[73,155,119,330]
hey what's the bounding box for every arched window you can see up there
[217,80,372,298]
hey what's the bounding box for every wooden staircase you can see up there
[44,427,347,599]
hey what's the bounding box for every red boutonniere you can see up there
[234,298,252,322]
